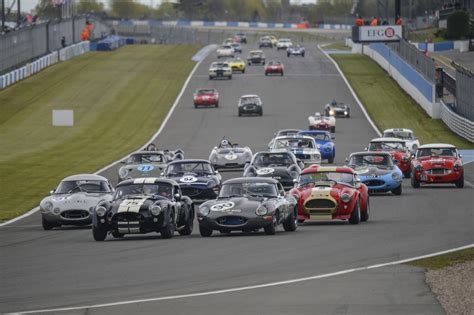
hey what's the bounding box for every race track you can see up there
[0,43,472,314]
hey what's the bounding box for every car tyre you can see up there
[265,72,268,76]
[349,201,360,225]
[361,198,370,222]
[283,209,297,232]
[264,216,276,235]
[93,226,107,241]
[160,210,175,239]
[238,110,242,117]
[391,184,402,195]
[42,217,55,230]
[455,174,464,188]
[403,169,411,178]
[411,174,420,188]
[199,224,213,237]
[328,154,334,164]
[259,109,263,116]
[331,126,336,133]
[178,205,194,236]
[281,71,284,76]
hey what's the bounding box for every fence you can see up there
[453,62,474,121]
[0,17,109,74]
[440,100,474,142]
[387,38,436,83]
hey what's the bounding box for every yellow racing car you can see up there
[227,57,246,73]
[268,35,278,46]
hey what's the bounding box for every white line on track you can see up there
[0,55,205,228]
[317,44,382,137]
[11,244,474,314]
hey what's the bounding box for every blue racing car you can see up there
[298,130,335,163]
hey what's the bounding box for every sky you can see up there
[17,0,317,13]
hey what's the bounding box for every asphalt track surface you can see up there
[1,43,472,314]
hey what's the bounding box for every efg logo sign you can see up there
[358,25,402,42]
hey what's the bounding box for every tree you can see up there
[78,0,104,14]
[35,0,61,19]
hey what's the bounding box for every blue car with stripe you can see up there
[298,130,335,163]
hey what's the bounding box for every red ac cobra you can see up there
[193,88,219,108]
[367,137,412,178]
[265,60,284,76]
[410,143,464,188]
[289,165,370,224]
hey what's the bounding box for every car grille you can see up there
[60,210,90,219]
[305,199,336,209]
[116,212,142,234]
[295,154,311,160]
[181,187,202,197]
[363,179,385,186]
[427,168,449,175]
[216,216,247,226]
[243,105,257,110]
[224,163,240,167]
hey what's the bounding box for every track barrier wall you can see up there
[440,99,474,142]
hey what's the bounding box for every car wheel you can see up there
[328,154,334,164]
[194,104,198,108]
[228,75,232,80]
[411,174,420,188]
[331,126,336,133]
[361,198,370,222]
[403,169,411,178]
[391,184,402,195]
[112,230,124,238]
[160,210,175,239]
[178,205,194,236]
[455,174,464,188]
[42,217,55,230]
[265,72,268,76]
[287,54,290,57]
[281,71,284,76]
[297,219,305,224]
[92,226,107,241]
[283,208,297,232]
[199,224,213,237]
[238,110,242,117]
[302,53,305,57]
[242,69,245,73]
[259,109,263,116]
[215,102,219,108]
[349,201,361,225]
[264,216,276,235]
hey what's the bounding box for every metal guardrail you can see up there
[440,100,474,143]
[443,70,456,96]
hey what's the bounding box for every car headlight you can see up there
[96,206,107,217]
[199,206,210,217]
[42,201,53,211]
[255,204,268,216]
[329,110,335,115]
[341,193,351,203]
[119,168,128,178]
[150,205,162,216]
[344,111,348,115]
[453,163,462,171]
[392,172,402,180]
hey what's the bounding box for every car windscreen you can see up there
[114,183,172,200]
[253,153,293,167]
[217,148,245,154]
[348,154,393,167]
[274,138,315,149]
[417,148,457,158]
[369,142,405,151]
[197,89,215,94]
[249,52,262,57]
[55,180,111,194]
[268,61,281,66]
[383,131,413,140]
[300,133,329,141]
[278,130,299,136]
[126,153,164,164]
[298,172,355,186]
[166,162,213,176]
[219,182,278,198]
[241,97,259,104]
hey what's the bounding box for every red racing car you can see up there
[265,60,284,76]
[289,165,369,224]
[193,88,219,108]
[410,143,464,188]
[367,137,412,178]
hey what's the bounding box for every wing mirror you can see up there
[120,160,127,164]
[459,154,463,158]
[364,147,368,151]
[50,189,55,194]
[174,193,181,201]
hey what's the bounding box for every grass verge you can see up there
[408,248,474,270]
[331,54,474,149]
[322,42,351,51]
[0,45,200,221]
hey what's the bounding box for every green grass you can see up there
[408,248,474,270]
[0,45,200,221]
[407,27,446,43]
[323,42,351,51]
[331,54,474,149]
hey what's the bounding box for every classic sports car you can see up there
[265,60,284,76]
[118,150,184,182]
[40,174,114,230]
[383,128,420,152]
[269,135,321,166]
[259,36,273,48]
[287,45,305,57]
[209,62,232,80]
[238,94,263,116]
[92,178,194,241]
[410,144,464,188]
[308,112,336,132]
[217,44,234,58]
[276,38,293,50]
[234,32,247,44]
[243,151,303,190]
[367,137,412,178]
[197,177,297,236]
[325,100,350,118]
[267,129,301,148]
[230,42,242,53]
[227,57,246,73]
[193,88,219,108]
[268,35,279,46]
[247,50,266,65]
[163,159,222,201]
[289,165,369,224]
[347,151,403,195]
[298,130,336,163]
[209,140,253,171]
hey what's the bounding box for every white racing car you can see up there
[383,128,421,152]
[217,45,235,59]
[269,135,321,166]
[209,62,232,80]
[308,112,336,133]
[209,139,253,171]
[276,38,293,50]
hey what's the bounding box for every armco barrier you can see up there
[440,100,474,142]
[59,41,90,61]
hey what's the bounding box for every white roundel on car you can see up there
[180,175,198,183]
[256,168,274,175]
[137,165,154,172]
[225,153,238,160]
[210,201,235,212]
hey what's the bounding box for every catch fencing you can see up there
[452,62,474,122]
[0,17,109,74]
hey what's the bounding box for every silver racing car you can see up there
[209,139,253,171]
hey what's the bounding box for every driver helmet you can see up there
[221,139,229,147]
[331,99,337,105]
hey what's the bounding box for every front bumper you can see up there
[239,105,261,115]
[414,169,462,184]
[361,176,402,192]
[42,209,93,226]
[198,214,272,232]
